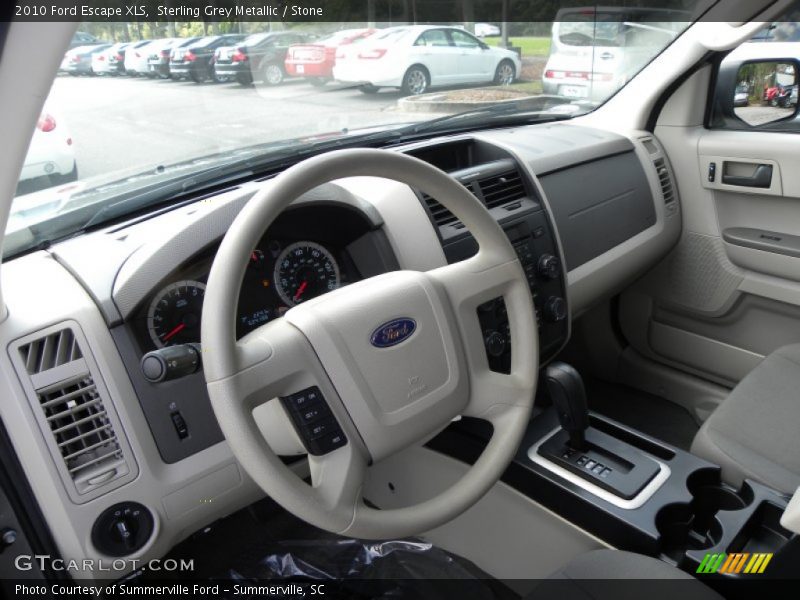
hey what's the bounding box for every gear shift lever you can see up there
[545,362,589,451]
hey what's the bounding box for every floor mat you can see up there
[585,377,699,451]
[136,496,519,600]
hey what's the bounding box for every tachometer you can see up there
[147,280,206,348]
[274,242,340,306]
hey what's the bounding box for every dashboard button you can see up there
[171,412,189,439]
[308,431,347,455]
[304,418,338,439]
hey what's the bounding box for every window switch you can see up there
[171,412,188,439]
[708,162,716,182]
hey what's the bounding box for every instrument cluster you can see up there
[130,201,381,354]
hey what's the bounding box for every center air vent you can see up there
[654,158,676,205]
[421,160,528,227]
[11,323,137,504]
[477,169,526,209]
[421,191,460,227]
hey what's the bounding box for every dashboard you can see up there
[0,122,681,579]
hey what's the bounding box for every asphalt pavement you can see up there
[734,105,794,126]
[47,73,428,183]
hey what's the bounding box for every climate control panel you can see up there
[442,206,569,372]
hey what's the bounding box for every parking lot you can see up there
[47,73,430,184]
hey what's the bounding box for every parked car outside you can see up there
[542,7,686,101]
[68,31,99,49]
[59,44,111,76]
[147,37,200,79]
[213,31,317,86]
[124,40,161,77]
[90,42,130,76]
[332,25,521,95]
[170,34,247,83]
[19,107,76,189]
[734,83,750,106]
[474,23,501,37]
[284,28,375,86]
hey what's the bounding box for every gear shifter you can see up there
[545,362,589,451]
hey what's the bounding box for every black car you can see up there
[213,31,316,86]
[169,34,247,83]
[68,31,100,49]
[147,37,200,79]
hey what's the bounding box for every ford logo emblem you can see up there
[370,318,417,348]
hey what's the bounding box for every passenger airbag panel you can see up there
[539,151,656,270]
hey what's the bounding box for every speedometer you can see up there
[147,280,206,348]
[274,242,340,306]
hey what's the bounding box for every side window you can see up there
[414,30,450,47]
[710,19,800,132]
[450,30,482,48]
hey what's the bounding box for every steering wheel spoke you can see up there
[308,443,368,518]
[211,318,320,406]
[429,254,537,419]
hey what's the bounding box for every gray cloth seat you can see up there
[527,549,722,599]
[691,343,800,494]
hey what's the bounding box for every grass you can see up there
[506,81,544,94]
[485,36,551,58]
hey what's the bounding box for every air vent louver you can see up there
[654,158,675,205]
[421,192,459,227]
[478,170,526,209]
[19,328,83,375]
[422,165,527,227]
[12,324,136,502]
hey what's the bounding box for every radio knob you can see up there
[538,254,560,280]
[544,296,567,323]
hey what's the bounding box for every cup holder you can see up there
[657,469,753,559]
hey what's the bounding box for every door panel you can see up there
[619,127,800,388]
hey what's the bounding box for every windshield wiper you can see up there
[405,98,578,136]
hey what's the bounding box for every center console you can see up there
[431,362,796,583]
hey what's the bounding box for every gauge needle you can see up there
[162,323,186,342]
[294,281,308,302]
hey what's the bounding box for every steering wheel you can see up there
[201,148,538,539]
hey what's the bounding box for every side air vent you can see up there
[654,158,676,205]
[11,323,137,503]
[477,169,526,209]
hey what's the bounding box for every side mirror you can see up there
[721,60,799,127]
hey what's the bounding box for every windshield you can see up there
[7,12,691,258]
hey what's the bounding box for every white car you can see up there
[543,8,684,101]
[124,39,174,76]
[19,108,76,186]
[474,23,501,37]
[332,25,521,95]
[90,42,129,76]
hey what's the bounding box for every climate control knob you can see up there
[544,296,567,323]
[537,254,561,280]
